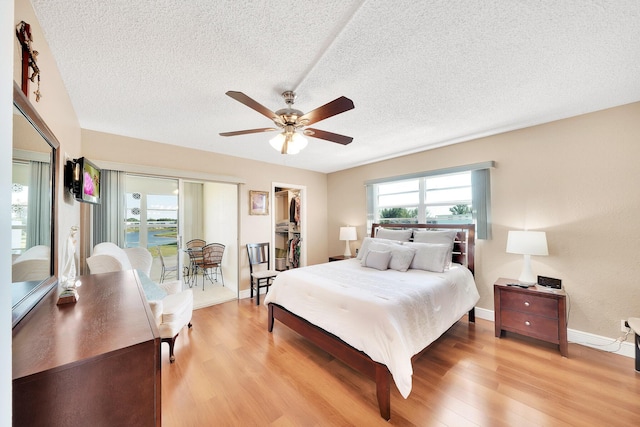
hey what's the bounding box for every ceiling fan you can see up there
[219,90,355,154]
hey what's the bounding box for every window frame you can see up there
[365,161,494,239]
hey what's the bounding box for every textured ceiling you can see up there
[30,0,640,173]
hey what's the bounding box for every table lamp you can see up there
[339,226,357,257]
[506,230,548,284]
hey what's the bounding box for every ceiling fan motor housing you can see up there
[274,91,306,127]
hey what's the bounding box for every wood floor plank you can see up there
[161,299,640,426]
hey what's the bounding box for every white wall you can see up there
[81,128,329,293]
[2,1,15,423]
[13,0,83,267]
[9,2,82,421]
[327,102,640,342]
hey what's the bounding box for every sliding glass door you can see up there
[125,175,179,281]
[93,172,239,298]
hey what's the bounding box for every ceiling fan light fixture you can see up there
[269,132,308,155]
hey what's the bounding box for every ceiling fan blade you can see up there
[304,128,353,145]
[225,91,277,120]
[219,128,277,137]
[299,96,354,126]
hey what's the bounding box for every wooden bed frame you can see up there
[267,223,476,420]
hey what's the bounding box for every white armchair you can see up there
[87,242,193,362]
[12,245,50,282]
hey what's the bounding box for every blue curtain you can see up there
[472,168,492,240]
[26,160,50,247]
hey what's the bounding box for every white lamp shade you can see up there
[269,132,308,154]
[506,230,548,284]
[339,226,357,241]
[506,231,548,256]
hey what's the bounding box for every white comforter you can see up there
[263,258,479,398]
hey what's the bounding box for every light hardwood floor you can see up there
[162,299,640,426]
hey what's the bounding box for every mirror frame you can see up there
[12,82,59,328]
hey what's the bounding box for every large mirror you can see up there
[11,82,58,328]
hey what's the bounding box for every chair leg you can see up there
[162,334,179,363]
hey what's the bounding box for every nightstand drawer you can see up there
[501,310,560,342]
[494,278,568,357]
[501,291,558,319]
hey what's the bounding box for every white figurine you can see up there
[60,225,79,289]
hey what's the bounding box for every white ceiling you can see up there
[30,1,640,173]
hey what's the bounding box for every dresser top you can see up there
[13,270,159,379]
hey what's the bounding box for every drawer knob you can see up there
[525,321,531,326]
[524,301,530,307]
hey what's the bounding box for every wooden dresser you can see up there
[494,277,568,357]
[12,270,161,426]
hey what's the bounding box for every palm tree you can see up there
[449,204,471,215]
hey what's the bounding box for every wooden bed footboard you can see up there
[268,303,392,420]
[268,303,476,420]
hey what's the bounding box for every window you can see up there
[366,162,493,239]
[11,162,29,253]
[373,172,471,224]
[125,175,178,251]
[424,173,472,222]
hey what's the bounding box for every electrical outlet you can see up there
[621,319,630,332]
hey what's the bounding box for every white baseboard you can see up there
[474,307,635,358]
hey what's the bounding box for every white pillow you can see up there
[364,241,416,272]
[362,249,391,271]
[412,230,457,248]
[375,228,412,242]
[357,237,402,260]
[404,242,451,273]
[388,244,416,272]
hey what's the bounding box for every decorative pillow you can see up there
[364,241,416,272]
[357,237,402,260]
[388,244,416,272]
[362,249,391,271]
[404,242,451,273]
[412,230,458,248]
[375,228,413,242]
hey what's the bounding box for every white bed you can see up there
[265,223,478,420]
[263,258,479,398]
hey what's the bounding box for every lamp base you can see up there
[518,254,537,284]
[343,240,352,258]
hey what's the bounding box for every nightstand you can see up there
[494,277,568,357]
[328,255,352,262]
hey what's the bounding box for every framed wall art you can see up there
[249,190,269,215]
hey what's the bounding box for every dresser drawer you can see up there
[501,309,560,342]
[501,291,558,319]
